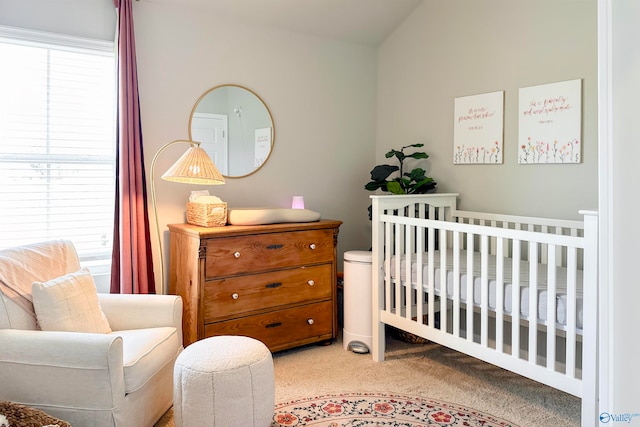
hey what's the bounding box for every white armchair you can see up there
[0,240,183,427]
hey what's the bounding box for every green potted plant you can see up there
[364,145,436,343]
[365,143,437,194]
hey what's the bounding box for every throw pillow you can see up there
[32,268,112,333]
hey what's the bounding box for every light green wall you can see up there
[132,2,378,278]
[378,0,598,220]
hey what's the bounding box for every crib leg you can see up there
[372,320,386,362]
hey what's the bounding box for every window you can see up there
[0,27,116,288]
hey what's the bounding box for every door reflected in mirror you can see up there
[189,84,274,178]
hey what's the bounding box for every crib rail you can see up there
[452,209,584,268]
[370,194,598,423]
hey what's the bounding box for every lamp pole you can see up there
[150,140,195,295]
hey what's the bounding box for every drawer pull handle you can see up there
[265,322,282,329]
[307,280,315,286]
[307,318,315,325]
[266,244,283,250]
[234,252,240,258]
[309,243,316,250]
[231,293,239,300]
[265,282,282,289]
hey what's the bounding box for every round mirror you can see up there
[188,84,275,178]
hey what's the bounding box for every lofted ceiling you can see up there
[142,0,423,46]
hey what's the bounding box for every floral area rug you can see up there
[271,392,517,426]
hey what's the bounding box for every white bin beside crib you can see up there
[342,250,373,354]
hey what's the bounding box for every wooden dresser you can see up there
[168,220,342,351]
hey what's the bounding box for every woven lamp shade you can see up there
[161,146,225,185]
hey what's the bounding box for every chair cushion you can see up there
[114,327,181,393]
[32,268,112,334]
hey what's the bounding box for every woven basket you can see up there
[186,202,227,227]
[393,327,430,344]
[390,314,431,344]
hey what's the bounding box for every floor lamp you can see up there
[151,140,225,294]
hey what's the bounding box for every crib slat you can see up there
[546,244,557,370]
[502,222,510,258]
[528,241,538,364]
[417,203,427,328]
[554,226,564,267]
[453,232,461,337]
[512,241,521,359]
[405,223,412,322]
[480,234,489,347]
[384,221,392,317]
[418,202,426,221]
[541,225,549,264]
[394,222,402,317]
[440,228,448,333]
[427,220,436,331]
[408,204,416,300]
[416,227,424,327]
[466,233,474,341]
[496,239,505,353]
[490,220,497,255]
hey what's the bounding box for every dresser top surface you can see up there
[168,219,342,238]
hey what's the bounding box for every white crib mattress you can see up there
[387,249,584,330]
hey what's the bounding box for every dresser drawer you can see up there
[204,300,334,351]
[204,229,335,278]
[203,264,332,322]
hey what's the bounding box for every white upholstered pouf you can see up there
[173,335,275,427]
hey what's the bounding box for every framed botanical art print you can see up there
[453,91,504,164]
[518,79,582,164]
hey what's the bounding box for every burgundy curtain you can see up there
[110,0,156,294]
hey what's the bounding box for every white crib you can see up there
[370,194,598,426]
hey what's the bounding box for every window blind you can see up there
[0,27,116,283]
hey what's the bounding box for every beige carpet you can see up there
[156,333,580,426]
